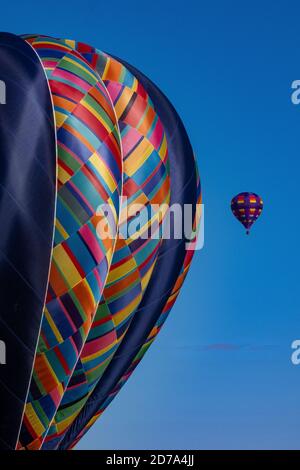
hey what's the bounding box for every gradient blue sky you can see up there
[2,0,300,450]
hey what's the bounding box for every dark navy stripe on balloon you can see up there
[0,32,56,449]
[58,57,198,450]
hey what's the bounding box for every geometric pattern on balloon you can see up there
[17,36,123,450]
[43,41,171,449]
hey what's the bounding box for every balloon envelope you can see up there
[0,33,201,450]
[231,192,263,234]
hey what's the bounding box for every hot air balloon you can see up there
[231,192,263,235]
[0,32,201,450]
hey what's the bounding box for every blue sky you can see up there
[2,0,300,449]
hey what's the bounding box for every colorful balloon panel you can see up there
[0,33,200,450]
[42,43,171,449]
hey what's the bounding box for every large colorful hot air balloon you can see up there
[0,32,201,450]
[231,192,263,235]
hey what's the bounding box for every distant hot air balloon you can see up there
[231,192,263,235]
